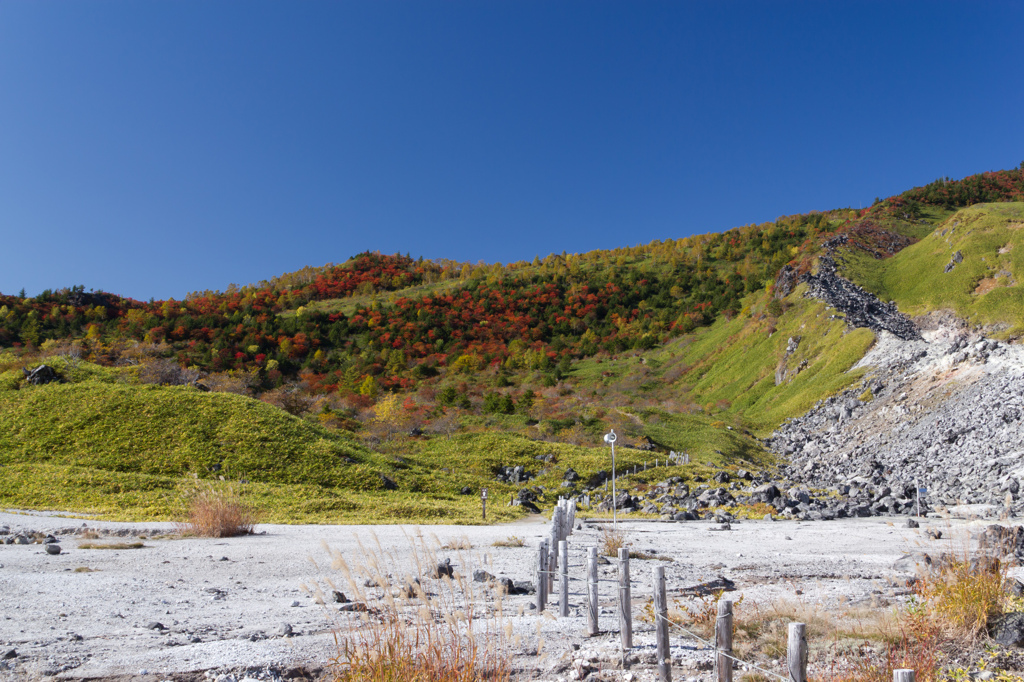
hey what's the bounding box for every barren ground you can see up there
[0,510,1008,682]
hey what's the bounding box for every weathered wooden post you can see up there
[587,546,599,636]
[893,671,915,682]
[653,566,671,681]
[715,599,733,682]
[551,506,564,568]
[481,488,488,521]
[536,540,548,611]
[787,622,807,682]
[559,539,569,617]
[548,545,556,594]
[618,547,633,649]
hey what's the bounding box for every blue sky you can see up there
[1,1,1022,301]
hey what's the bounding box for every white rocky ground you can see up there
[1,509,1013,682]
[767,311,1024,518]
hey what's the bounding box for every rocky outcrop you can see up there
[801,254,920,340]
[22,365,60,385]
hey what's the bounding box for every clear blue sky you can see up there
[1,1,1022,301]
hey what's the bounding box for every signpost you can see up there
[482,488,488,521]
[604,429,618,527]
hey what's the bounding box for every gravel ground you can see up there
[0,509,1009,681]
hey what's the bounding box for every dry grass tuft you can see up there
[492,535,525,548]
[73,566,98,572]
[917,552,1004,644]
[319,531,515,682]
[77,542,145,550]
[822,536,1008,682]
[177,482,256,538]
[599,526,628,557]
[440,536,472,550]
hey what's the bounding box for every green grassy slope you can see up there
[839,203,1024,334]
[1,367,762,522]
[0,383,378,487]
[678,291,875,432]
[570,288,876,438]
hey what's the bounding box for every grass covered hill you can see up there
[3,165,1024,522]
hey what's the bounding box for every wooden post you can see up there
[560,502,569,541]
[548,546,556,594]
[567,499,575,534]
[559,539,569,618]
[715,599,733,682]
[587,547,599,636]
[893,671,915,682]
[551,506,563,568]
[536,540,547,612]
[618,547,633,649]
[653,566,671,681]
[787,622,806,682]
[481,488,488,521]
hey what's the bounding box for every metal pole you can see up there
[611,434,617,527]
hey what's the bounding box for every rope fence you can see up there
[523,496,920,682]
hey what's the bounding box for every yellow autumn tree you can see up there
[369,392,408,442]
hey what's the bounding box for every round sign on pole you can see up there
[604,429,618,527]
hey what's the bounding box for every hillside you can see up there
[2,166,1024,522]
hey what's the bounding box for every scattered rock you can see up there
[679,577,736,596]
[434,558,454,579]
[991,612,1024,647]
[276,623,293,637]
[145,621,166,631]
[45,544,61,555]
[22,364,60,385]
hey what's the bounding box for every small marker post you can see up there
[482,488,488,521]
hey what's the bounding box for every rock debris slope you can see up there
[767,307,1024,518]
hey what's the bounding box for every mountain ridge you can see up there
[3,167,1024,522]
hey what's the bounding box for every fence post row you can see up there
[653,566,671,682]
[618,547,633,650]
[716,599,733,682]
